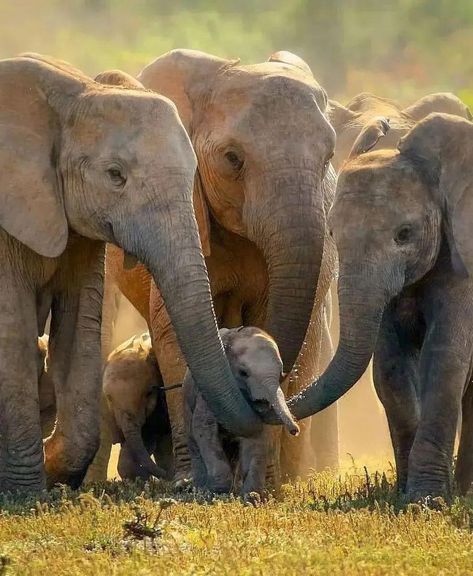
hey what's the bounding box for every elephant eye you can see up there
[225,150,244,172]
[238,368,249,379]
[394,224,413,245]
[107,167,127,187]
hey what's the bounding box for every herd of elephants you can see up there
[1,47,473,503]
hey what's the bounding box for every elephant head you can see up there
[288,112,473,419]
[138,49,336,374]
[0,54,259,436]
[103,333,167,479]
[221,327,299,436]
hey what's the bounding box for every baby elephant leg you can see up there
[240,431,269,499]
[193,396,232,493]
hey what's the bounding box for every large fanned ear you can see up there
[398,113,473,276]
[348,116,390,158]
[267,51,313,76]
[0,57,87,257]
[138,50,230,257]
[137,49,231,132]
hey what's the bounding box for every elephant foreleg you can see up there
[44,238,105,488]
[456,380,473,495]
[0,270,44,493]
[310,300,340,471]
[240,432,269,498]
[373,310,420,493]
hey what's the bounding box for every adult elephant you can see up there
[288,113,473,501]
[0,54,259,494]
[93,49,339,484]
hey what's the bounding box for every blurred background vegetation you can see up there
[0,0,472,106]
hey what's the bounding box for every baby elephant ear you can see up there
[349,116,390,159]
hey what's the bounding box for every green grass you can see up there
[1,466,473,575]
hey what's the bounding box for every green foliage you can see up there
[0,0,471,102]
[1,470,473,575]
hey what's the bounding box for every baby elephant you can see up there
[183,327,299,497]
[103,332,173,481]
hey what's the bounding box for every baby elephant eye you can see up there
[395,225,413,245]
[225,150,244,171]
[107,167,126,187]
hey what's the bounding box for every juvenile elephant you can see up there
[103,333,173,481]
[0,53,258,494]
[184,327,299,497]
[287,113,473,501]
[98,49,339,484]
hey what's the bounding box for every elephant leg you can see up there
[310,301,339,471]
[149,282,190,482]
[153,432,174,480]
[44,239,105,488]
[240,432,268,497]
[118,444,149,480]
[407,315,469,501]
[192,396,233,493]
[83,395,113,483]
[455,379,473,495]
[187,434,208,490]
[373,312,420,493]
[0,271,44,493]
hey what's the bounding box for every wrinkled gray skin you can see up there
[184,327,299,497]
[329,92,472,171]
[0,53,258,494]
[288,113,473,501]
[103,333,173,481]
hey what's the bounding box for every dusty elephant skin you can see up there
[184,327,299,498]
[97,49,339,485]
[0,53,258,495]
[103,333,173,481]
[289,113,473,501]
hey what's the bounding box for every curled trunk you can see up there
[288,268,389,420]
[113,176,261,436]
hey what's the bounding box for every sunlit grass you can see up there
[0,465,472,575]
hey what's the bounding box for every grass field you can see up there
[1,463,473,575]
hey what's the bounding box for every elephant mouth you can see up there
[251,399,271,414]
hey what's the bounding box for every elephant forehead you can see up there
[335,153,428,215]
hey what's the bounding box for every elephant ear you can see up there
[327,99,359,132]
[138,50,232,256]
[348,116,390,158]
[0,57,87,257]
[267,51,313,76]
[398,113,473,277]
[138,49,232,132]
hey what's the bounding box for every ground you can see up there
[1,460,473,576]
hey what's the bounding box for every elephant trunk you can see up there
[120,416,167,479]
[249,170,325,372]
[272,387,300,436]
[289,264,390,420]
[113,176,261,436]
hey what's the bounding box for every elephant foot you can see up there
[173,476,193,491]
[406,484,451,506]
[44,433,96,489]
